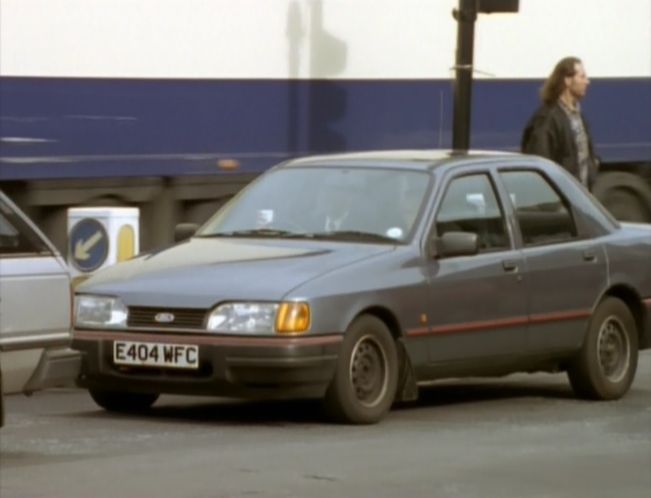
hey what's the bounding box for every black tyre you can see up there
[593,171,651,223]
[567,297,638,400]
[323,315,398,424]
[89,389,159,413]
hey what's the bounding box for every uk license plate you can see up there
[113,341,199,370]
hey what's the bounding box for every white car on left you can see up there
[0,190,80,427]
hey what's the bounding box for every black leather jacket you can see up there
[521,102,598,189]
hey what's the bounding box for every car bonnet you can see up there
[76,237,394,308]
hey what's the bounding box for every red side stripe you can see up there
[405,327,431,337]
[407,309,590,338]
[429,316,529,335]
[407,316,527,337]
[529,309,592,324]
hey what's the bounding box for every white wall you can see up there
[1,0,649,79]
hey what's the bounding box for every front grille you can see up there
[127,306,207,329]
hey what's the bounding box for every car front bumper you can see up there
[72,330,343,400]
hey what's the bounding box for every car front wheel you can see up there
[89,389,159,413]
[323,315,398,424]
[567,297,638,400]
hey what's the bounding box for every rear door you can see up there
[498,170,607,354]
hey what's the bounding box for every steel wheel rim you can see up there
[597,315,630,383]
[348,334,389,408]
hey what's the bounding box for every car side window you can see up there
[0,200,49,256]
[500,170,578,246]
[435,174,510,252]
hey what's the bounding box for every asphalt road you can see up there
[1,352,650,498]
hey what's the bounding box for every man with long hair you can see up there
[521,56,599,190]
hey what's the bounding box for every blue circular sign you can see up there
[69,218,109,272]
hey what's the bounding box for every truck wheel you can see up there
[89,389,159,413]
[567,297,638,400]
[323,315,398,424]
[593,172,651,223]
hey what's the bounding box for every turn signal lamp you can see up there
[276,302,310,334]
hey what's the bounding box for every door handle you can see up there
[582,249,597,262]
[502,259,518,272]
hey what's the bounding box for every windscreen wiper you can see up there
[197,229,304,238]
[306,230,398,243]
[198,229,398,243]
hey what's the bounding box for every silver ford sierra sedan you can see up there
[72,151,651,424]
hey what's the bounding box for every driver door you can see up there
[424,171,528,365]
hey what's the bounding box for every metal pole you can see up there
[452,0,477,151]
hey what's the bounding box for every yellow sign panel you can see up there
[117,225,135,261]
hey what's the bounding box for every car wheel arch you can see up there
[353,306,403,341]
[349,306,419,402]
[594,284,646,349]
[323,312,402,423]
[568,296,639,400]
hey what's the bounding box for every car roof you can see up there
[281,149,524,171]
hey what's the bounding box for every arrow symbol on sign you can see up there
[74,231,103,261]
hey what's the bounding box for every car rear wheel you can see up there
[323,315,398,424]
[593,172,651,223]
[567,297,638,400]
[89,389,159,413]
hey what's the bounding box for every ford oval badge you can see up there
[154,312,175,323]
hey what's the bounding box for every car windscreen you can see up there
[198,166,431,242]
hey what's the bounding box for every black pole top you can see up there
[450,0,519,151]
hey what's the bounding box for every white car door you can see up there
[0,193,72,393]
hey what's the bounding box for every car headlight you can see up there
[206,302,310,335]
[75,295,128,329]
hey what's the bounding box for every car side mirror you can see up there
[174,223,199,242]
[434,231,479,258]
